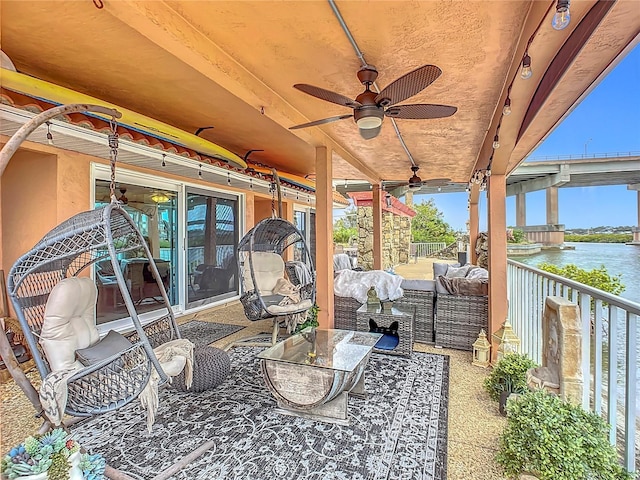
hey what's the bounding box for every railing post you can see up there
[608,307,618,446]
[579,292,591,409]
[624,313,637,473]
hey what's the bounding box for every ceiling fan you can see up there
[383,166,451,190]
[290,64,457,140]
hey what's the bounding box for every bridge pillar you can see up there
[521,186,565,246]
[546,186,559,225]
[633,190,640,245]
[516,193,526,227]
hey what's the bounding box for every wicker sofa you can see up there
[333,264,488,352]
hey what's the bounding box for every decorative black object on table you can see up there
[356,303,414,356]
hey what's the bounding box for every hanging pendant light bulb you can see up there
[45,122,54,145]
[161,154,166,167]
[521,54,533,79]
[249,178,253,190]
[552,0,571,30]
[227,172,231,185]
[503,97,512,116]
[198,164,203,179]
[493,135,500,149]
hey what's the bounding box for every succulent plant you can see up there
[80,453,107,480]
[0,428,86,479]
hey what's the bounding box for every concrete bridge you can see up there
[506,153,640,246]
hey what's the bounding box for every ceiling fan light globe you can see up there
[356,116,383,130]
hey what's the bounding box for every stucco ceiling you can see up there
[1,1,638,186]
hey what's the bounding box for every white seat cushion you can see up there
[265,298,313,315]
[241,252,285,295]
[40,277,99,372]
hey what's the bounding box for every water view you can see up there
[513,242,640,304]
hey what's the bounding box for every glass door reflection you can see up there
[186,189,239,309]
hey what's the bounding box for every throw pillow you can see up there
[445,264,471,278]
[76,330,132,366]
[466,266,489,280]
[433,262,458,278]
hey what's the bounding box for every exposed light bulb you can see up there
[552,0,571,30]
[198,164,203,179]
[521,54,532,79]
[437,186,442,192]
[227,173,231,185]
[249,178,253,190]
[161,154,166,167]
[493,135,500,149]
[503,98,512,116]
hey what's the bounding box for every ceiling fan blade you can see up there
[294,84,362,109]
[359,125,382,140]
[290,114,353,130]
[375,65,442,107]
[385,104,457,119]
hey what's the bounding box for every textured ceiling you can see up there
[1,1,638,185]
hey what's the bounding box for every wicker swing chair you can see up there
[234,217,316,348]
[6,125,179,418]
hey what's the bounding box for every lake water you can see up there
[511,242,640,417]
[513,242,640,304]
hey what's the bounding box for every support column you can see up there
[487,174,508,362]
[372,185,383,270]
[546,186,559,225]
[244,191,255,232]
[148,204,161,258]
[516,193,526,227]
[469,199,479,265]
[315,146,334,328]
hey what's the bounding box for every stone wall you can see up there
[357,206,411,270]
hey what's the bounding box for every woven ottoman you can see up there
[173,345,230,393]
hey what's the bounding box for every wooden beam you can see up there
[315,146,334,328]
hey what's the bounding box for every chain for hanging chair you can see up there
[270,181,277,218]
[108,117,120,202]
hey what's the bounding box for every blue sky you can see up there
[411,43,640,231]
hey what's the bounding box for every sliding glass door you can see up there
[94,179,178,324]
[186,188,240,309]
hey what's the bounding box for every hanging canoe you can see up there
[0,68,247,169]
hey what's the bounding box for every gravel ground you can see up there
[0,301,507,480]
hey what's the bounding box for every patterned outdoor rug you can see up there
[71,348,449,480]
[178,320,244,346]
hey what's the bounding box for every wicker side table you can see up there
[355,304,414,356]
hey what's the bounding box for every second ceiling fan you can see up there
[290,64,457,140]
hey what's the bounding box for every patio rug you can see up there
[177,320,244,346]
[70,348,449,480]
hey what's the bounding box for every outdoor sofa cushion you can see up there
[75,330,132,366]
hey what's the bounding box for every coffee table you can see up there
[257,328,382,425]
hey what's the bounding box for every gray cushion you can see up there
[445,264,471,278]
[432,262,454,278]
[76,330,132,366]
[400,279,436,292]
[435,276,450,295]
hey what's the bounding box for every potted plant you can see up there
[496,389,632,480]
[295,303,319,333]
[483,352,536,415]
[1,428,106,480]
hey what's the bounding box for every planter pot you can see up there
[18,452,83,480]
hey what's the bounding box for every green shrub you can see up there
[497,389,632,480]
[484,353,537,401]
[507,228,526,244]
[295,303,319,333]
[537,263,625,297]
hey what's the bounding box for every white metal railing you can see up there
[410,242,447,258]
[507,259,639,474]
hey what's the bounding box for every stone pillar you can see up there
[546,186,559,225]
[357,206,373,270]
[372,185,383,270]
[315,146,334,328]
[405,190,413,207]
[516,193,526,227]
[399,215,411,264]
[487,173,508,361]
